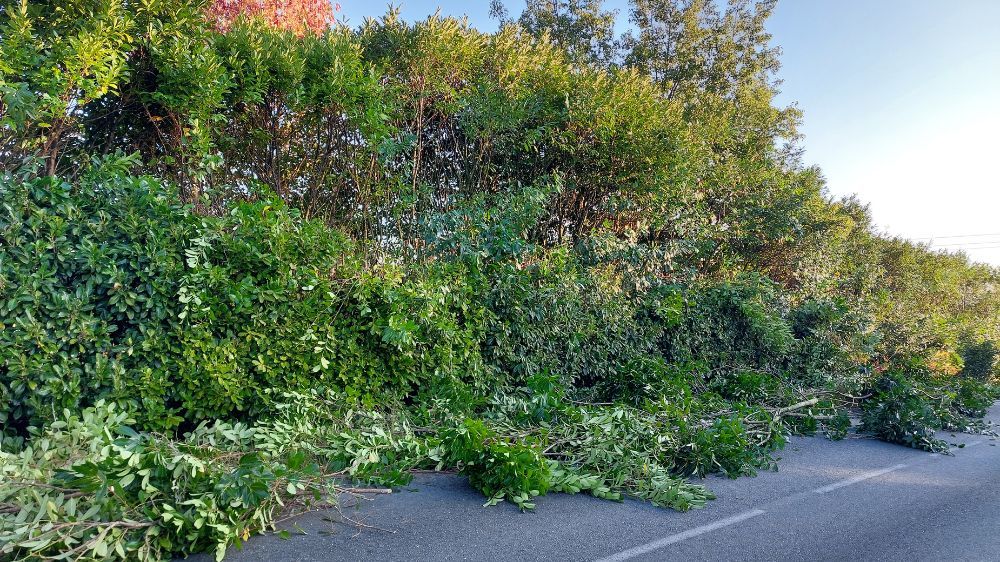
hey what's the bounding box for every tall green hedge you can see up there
[0,169,490,431]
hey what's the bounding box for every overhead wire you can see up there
[931,245,1000,251]
[914,232,1000,240]
[928,240,1000,248]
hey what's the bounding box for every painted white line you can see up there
[813,463,907,494]
[937,440,985,456]
[595,509,766,562]
[599,439,986,562]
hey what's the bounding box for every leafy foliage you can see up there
[960,340,998,381]
[514,0,619,65]
[860,373,948,452]
[0,164,197,431]
[442,418,552,510]
[0,168,488,431]
[0,394,716,560]
[857,371,998,452]
[2,399,345,561]
[1,1,998,560]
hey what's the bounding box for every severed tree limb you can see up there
[343,487,392,495]
[783,413,835,420]
[775,398,820,416]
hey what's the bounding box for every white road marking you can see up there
[598,437,990,561]
[594,509,767,562]
[934,440,985,457]
[812,463,908,494]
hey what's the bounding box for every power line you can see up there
[934,245,1000,251]
[915,232,1000,240]
[930,240,1000,248]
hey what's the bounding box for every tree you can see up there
[516,0,619,65]
[624,0,781,100]
[206,0,339,36]
[621,0,809,276]
[624,0,705,98]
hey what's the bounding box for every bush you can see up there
[167,203,487,424]
[709,370,786,405]
[0,171,489,432]
[479,248,655,390]
[664,276,794,376]
[151,196,360,425]
[0,169,197,431]
[594,356,696,405]
[960,340,998,381]
[786,298,872,387]
[950,377,996,419]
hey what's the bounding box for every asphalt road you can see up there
[194,405,1000,562]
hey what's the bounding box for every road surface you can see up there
[194,405,1000,561]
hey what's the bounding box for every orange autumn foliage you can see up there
[206,0,340,36]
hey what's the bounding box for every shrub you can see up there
[0,170,489,432]
[0,169,197,431]
[594,356,697,405]
[166,203,487,424]
[709,370,786,405]
[785,298,872,387]
[951,377,995,419]
[664,276,794,376]
[154,196,360,424]
[479,248,655,389]
[959,340,998,381]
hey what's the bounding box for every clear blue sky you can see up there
[340,1,1000,265]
